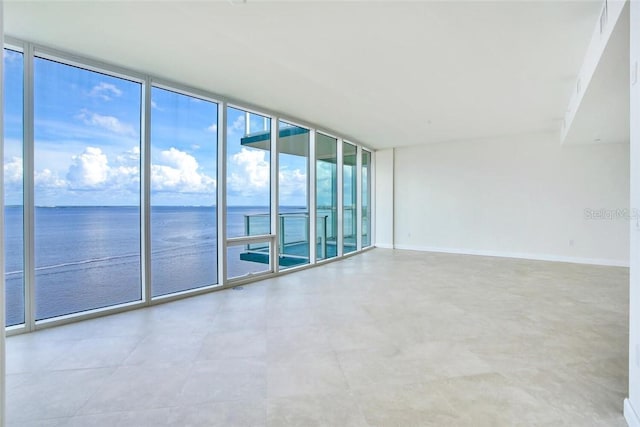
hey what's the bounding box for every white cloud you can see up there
[76,109,136,136]
[4,157,23,186]
[35,168,66,189]
[206,123,217,133]
[89,82,122,101]
[151,147,216,193]
[228,114,268,135]
[230,115,245,133]
[63,146,139,192]
[110,147,141,191]
[228,148,269,195]
[116,146,140,166]
[0,143,212,203]
[279,168,307,200]
[19,144,215,200]
[110,165,140,191]
[66,146,110,189]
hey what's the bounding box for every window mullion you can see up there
[23,42,35,331]
[141,77,152,304]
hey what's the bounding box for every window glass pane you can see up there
[150,87,217,297]
[226,107,272,277]
[343,142,357,254]
[226,107,271,238]
[4,49,24,326]
[34,57,142,320]
[278,121,309,269]
[362,150,371,247]
[316,133,337,260]
[227,242,271,279]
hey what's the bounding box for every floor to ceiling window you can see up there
[33,57,142,320]
[362,149,372,248]
[4,48,24,327]
[343,142,357,254]
[316,133,338,260]
[226,106,272,279]
[3,39,374,331]
[150,86,218,297]
[278,120,309,269]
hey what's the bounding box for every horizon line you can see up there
[6,204,312,208]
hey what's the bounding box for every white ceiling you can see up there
[5,1,604,150]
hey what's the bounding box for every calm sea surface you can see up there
[4,205,308,326]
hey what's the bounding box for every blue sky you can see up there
[3,50,312,207]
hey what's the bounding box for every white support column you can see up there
[217,104,227,285]
[626,2,640,426]
[370,150,377,247]
[1,2,6,424]
[141,78,152,303]
[23,42,35,330]
[309,130,316,264]
[356,146,363,251]
[271,117,279,273]
[374,148,394,249]
[337,139,344,257]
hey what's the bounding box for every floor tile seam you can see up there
[71,361,192,416]
[190,333,214,363]
[66,366,120,419]
[96,334,147,368]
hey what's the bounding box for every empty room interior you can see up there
[1,0,640,426]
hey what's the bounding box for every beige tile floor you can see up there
[5,249,630,426]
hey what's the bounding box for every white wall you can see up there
[374,148,394,248]
[393,132,629,266]
[625,2,640,425]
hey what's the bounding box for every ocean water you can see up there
[4,205,311,326]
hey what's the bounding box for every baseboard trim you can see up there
[625,399,640,427]
[392,244,629,267]
[374,243,394,249]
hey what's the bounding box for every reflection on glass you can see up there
[150,87,218,297]
[4,49,25,326]
[278,120,309,269]
[343,142,357,254]
[316,133,338,260]
[34,57,142,320]
[362,150,371,247]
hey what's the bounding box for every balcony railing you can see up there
[240,207,365,266]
